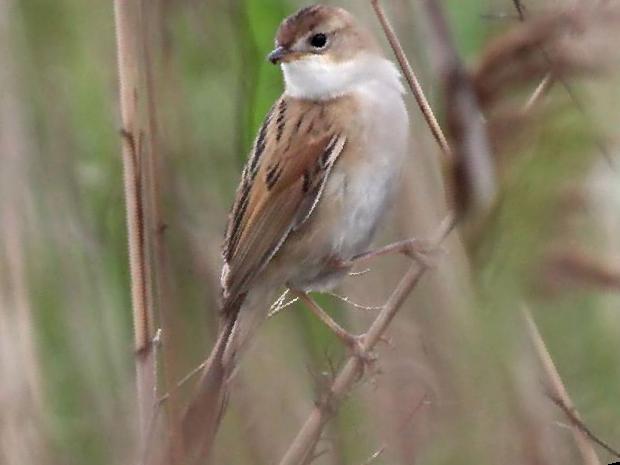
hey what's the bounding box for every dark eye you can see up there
[309,33,327,49]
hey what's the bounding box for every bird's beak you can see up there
[268,46,289,65]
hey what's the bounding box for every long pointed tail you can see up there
[179,284,276,463]
[181,313,236,464]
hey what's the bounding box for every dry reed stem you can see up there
[370,0,452,161]
[420,0,497,221]
[278,214,455,465]
[138,2,184,459]
[0,3,46,460]
[509,1,616,167]
[113,0,157,450]
[522,307,601,465]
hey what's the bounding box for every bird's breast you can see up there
[325,83,409,258]
[276,83,408,291]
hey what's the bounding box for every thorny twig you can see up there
[277,214,455,465]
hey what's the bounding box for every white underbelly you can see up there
[283,82,408,291]
[329,90,408,259]
[327,156,399,259]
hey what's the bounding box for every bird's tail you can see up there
[181,311,237,464]
[180,286,276,463]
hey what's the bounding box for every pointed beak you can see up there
[268,46,288,65]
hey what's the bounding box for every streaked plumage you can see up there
[221,95,349,313]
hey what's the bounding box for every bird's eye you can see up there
[308,33,328,49]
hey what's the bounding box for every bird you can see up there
[182,4,409,459]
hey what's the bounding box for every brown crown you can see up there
[275,5,352,48]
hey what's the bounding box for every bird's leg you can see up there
[292,290,357,346]
[291,290,373,363]
[336,238,440,270]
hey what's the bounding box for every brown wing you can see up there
[221,96,346,312]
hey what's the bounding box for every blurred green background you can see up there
[1,1,619,464]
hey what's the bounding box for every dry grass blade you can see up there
[474,10,586,108]
[508,1,619,169]
[370,0,452,161]
[549,394,620,460]
[522,73,554,113]
[522,307,601,465]
[277,214,455,465]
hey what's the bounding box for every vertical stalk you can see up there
[140,0,184,459]
[113,0,157,450]
[0,1,47,461]
[371,0,452,161]
[523,308,601,465]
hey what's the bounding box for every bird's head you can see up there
[268,5,396,100]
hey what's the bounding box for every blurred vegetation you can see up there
[1,1,619,465]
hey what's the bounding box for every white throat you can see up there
[281,53,404,100]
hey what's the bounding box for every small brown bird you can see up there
[184,4,408,457]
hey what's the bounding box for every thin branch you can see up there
[370,0,452,161]
[277,214,455,465]
[522,307,601,465]
[549,394,620,459]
